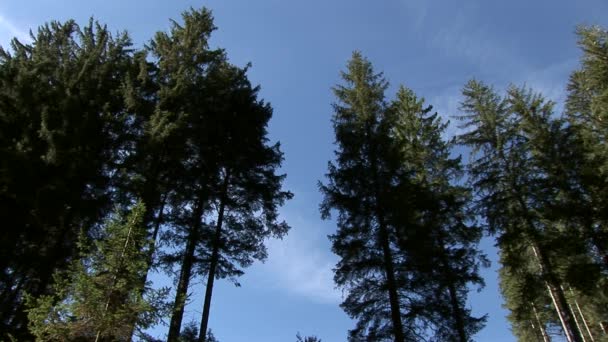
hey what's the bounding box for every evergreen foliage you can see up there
[321,52,486,342]
[0,19,135,339]
[1,6,607,342]
[25,202,168,341]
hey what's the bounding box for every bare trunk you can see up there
[530,244,583,342]
[198,172,230,342]
[504,163,584,342]
[569,288,595,342]
[379,222,406,342]
[566,299,587,342]
[167,193,205,342]
[366,119,405,342]
[532,302,551,342]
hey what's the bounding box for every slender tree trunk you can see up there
[532,302,551,342]
[569,288,595,342]
[366,119,405,342]
[198,172,230,342]
[379,222,406,342]
[530,244,583,342]
[437,234,468,342]
[505,167,584,342]
[167,193,206,342]
[566,299,587,342]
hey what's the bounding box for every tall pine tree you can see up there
[0,19,135,339]
[321,52,485,342]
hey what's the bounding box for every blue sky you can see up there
[2,1,607,341]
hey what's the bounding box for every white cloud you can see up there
[425,57,578,140]
[514,58,578,112]
[0,13,31,48]
[427,86,467,139]
[252,208,341,304]
[431,14,519,73]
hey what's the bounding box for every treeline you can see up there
[0,5,607,342]
[321,27,608,342]
[0,8,291,341]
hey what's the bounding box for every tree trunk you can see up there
[506,167,584,342]
[366,118,405,342]
[437,233,468,342]
[569,288,595,342]
[566,299,587,342]
[530,244,583,342]
[379,222,406,342]
[198,172,230,342]
[532,302,551,342]
[167,192,206,342]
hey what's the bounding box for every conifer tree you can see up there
[194,60,292,342]
[321,53,485,342]
[145,9,292,341]
[457,80,586,342]
[391,87,486,341]
[565,25,608,268]
[320,52,407,341]
[0,19,135,338]
[25,203,167,341]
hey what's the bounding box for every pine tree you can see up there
[564,24,608,337]
[0,19,135,339]
[565,25,608,268]
[320,52,407,342]
[136,9,224,340]
[25,202,167,341]
[194,60,292,342]
[145,9,292,341]
[390,86,486,341]
[456,80,586,342]
[321,53,485,341]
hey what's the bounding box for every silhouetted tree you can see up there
[321,52,485,342]
[0,19,135,339]
[390,86,486,341]
[457,80,588,342]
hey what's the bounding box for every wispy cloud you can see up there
[514,58,578,113]
[252,208,341,304]
[0,13,31,47]
[427,86,466,139]
[428,58,578,141]
[430,12,521,74]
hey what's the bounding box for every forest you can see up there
[0,5,607,342]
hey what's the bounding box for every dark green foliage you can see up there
[566,25,608,267]
[0,7,291,340]
[25,203,168,341]
[390,87,487,341]
[0,19,135,339]
[139,9,292,341]
[456,80,607,341]
[321,52,485,342]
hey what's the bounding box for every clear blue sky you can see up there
[1,1,607,341]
